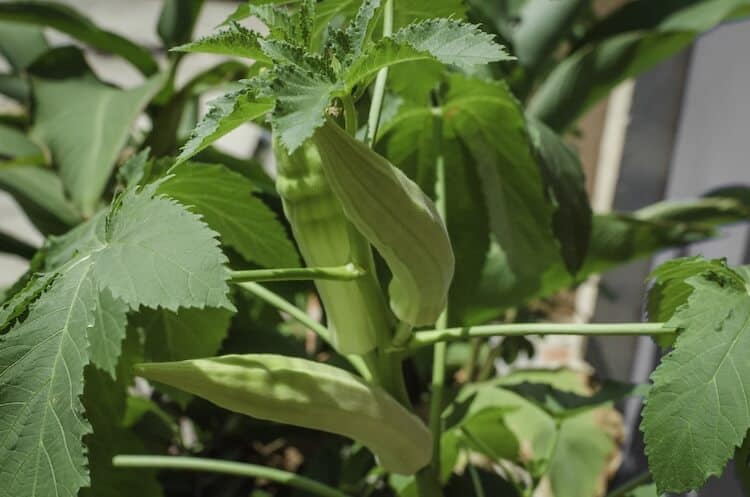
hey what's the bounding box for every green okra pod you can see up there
[274,139,390,354]
[312,120,455,327]
[135,354,433,474]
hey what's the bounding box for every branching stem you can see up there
[113,456,351,497]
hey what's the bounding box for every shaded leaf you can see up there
[158,0,204,49]
[0,2,158,75]
[0,21,48,71]
[32,73,165,215]
[158,162,299,268]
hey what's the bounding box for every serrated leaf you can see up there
[81,331,162,497]
[88,289,128,378]
[345,0,382,60]
[139,307,232,365]
[91,182,233,312]
[173,22,269,62]
[32,73,166,215]
[0,261,96,497]
[158,163,299,268]
[647,256,729,324]
[642,265,750,493]
[271,64,337,151]
[392,18,512,69]
[176,88,273,164]
[0,2,158,75]
[0,272,54,331]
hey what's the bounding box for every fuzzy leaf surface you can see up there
[642,264,750,493]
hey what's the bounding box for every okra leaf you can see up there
[0,124,42,160]
[0,165,81,234]
[157,0,204,49]
[81,331,162,497]
[528,117,592,275]
[0,261,97,497]
[0,21,48,71]
[444,74,557,317]
[0,2,158,76]
[91,182,233,312]
[641,263,750,494]
[157,162,300,268]
[172,22,270,62]
[528,1,750,131]
[646,256,730,324]
[271,64,338,152]
[32,72,166,216]
[176,88,273,165]
[391,18,512,69]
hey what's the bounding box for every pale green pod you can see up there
[274,139,390,354]
[135,354,433,474]
[312,120,455,326]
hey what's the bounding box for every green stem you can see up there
[391,321,413,347]
[605,472,652,497]
[237,282,370,379]
[113,455,351,497]
[229,264,364,283]
[341,94,358,136]
[464,338,483,381]
[467,463,486,497]
[405,323,675,351]
[365,0,394,146]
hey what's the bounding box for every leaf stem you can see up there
[112,455,351,497]
[605,472,652,497]
[403,323,675,351]
[236,282,370,379]
[365,0,394,146]
[229,263,365,283]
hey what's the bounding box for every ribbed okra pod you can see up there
[313,120,455,327]
[136,354,432,474]
[274,139,390,354]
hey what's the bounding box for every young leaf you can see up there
[641,264,750,494]
[0,2,158,75]
[136,354,433,474]
[391,18,512,69]
[176,87,273,165]
[158,163,300,268]
[172,22,269,62]
[32,73,166,216]
[271,64,338,152]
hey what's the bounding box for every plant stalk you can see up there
[237,282,370,379]
[341,94,358,136]
[365,0,394,146]
[229,264,365,283]
[405,323,675,351]
[113,455,351,497]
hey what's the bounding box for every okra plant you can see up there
[2,1,750,497]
